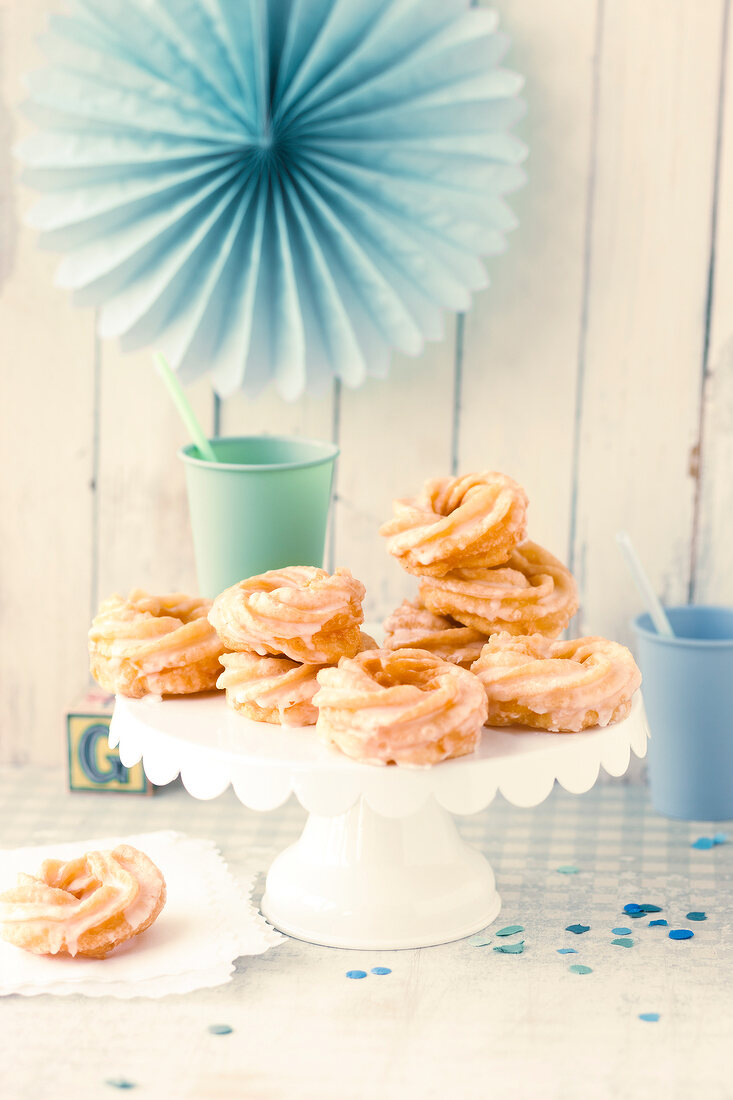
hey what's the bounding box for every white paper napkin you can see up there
[0,830,282,998]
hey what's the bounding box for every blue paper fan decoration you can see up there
[18,0,527,399]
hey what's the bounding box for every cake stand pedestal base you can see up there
[261,796,500,950]
[110,691,648,950]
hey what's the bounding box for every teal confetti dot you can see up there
[494,941,525,954]
[105,1082,136,1091]
[556,865,579,874]
[639,904,662,913]
[557,948,577,954]
[612,927,632,936]
[639,1013,660,1022]
[686,912,706,921]
[566,924,590,934]
[611,937,634,948]
[496,924,524,937]
[346,969,368,979]
[467,933,493,947]
[208,1025,233,1035]
[649,919,668,927]
[371,967,391,975]
[569,964,592,975]
[669,929,694,940]
[713,833,728,845]
[692,837,714,850]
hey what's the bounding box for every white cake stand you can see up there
[109,691,648,951]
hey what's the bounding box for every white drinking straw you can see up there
[616,531,675,636]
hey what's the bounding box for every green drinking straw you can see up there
[153,352,218,463]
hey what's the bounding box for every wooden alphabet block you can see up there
[66,688,152,794]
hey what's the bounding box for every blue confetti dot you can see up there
[649,919,668,927]
[346,969,368,979]
[208,1024,233,1035]
[493,941,525,954]
[639,1013,660,1022]
[105,1082,136,1091]
[669,929,694,940]
[371,967,392,975]
[557,948,577,954]
[612,927,632,936]
[686,912,706,921]
[691,837,714,850]
[565,924,590,934]
[623,903,642,914]
[713,833,728,845]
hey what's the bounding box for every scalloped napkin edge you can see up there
[0,830,283,998]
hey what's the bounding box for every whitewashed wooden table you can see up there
[1,767,731,1100]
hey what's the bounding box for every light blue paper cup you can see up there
[633,606,733,820]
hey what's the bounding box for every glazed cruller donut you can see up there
[380,472,528,578]
[471,633,641,732]
[382,599,488,669]
[313,648,488,766]
[0,845,166,958]
[209,566,365,664]
[419,541,579,639]
[217,632,376,727]
[217,651,325,727]
[89,590,223,698]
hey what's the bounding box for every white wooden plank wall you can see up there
[571,0,727,635]
[1,3,96,766]
[460,0,598,563]
[695,0,733,606]
[1,0,731,765]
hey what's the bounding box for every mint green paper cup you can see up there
[179,436,339,598]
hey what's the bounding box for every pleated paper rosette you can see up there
[18,0,527,398]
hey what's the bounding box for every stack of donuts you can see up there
[381,472,641,733]
[88,567,372,727]
[88,565,490,766]
[208,566,373,726]
[206,568,490,763]
[87,471,640,767]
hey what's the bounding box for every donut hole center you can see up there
[130,593,207,625]
[176,607,206,625]
[368,656,436,692]
[429,477,482,518]
[431,490,460,518]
